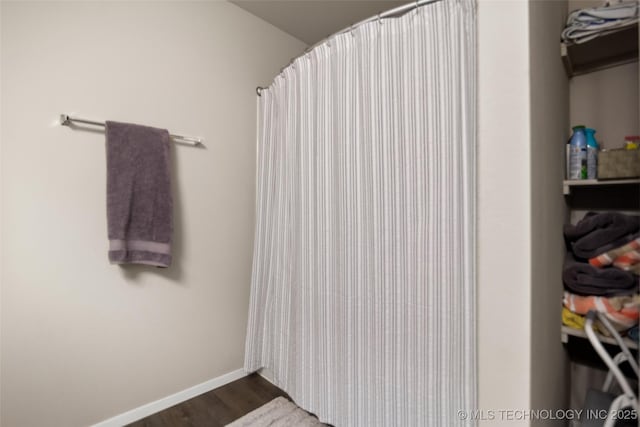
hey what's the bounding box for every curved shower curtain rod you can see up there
[256,0,445,96]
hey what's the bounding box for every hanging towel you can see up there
[106,121,173,267]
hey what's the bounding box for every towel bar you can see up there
[60,114,205,147]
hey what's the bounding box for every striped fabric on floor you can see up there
[226,397,326,427]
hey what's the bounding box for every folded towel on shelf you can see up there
[613,249,640,271]
[622,263,640,275]
[562,307,588,330]
[562,2,639,44]
[106,121,173,267]
[563,291,640,331]
[589,235,640,267]
[563,252,638,296]
[562,307,607,335]
[564,212,640,260]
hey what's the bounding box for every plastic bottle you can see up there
[569,125,587,180]
[585,128,598,179]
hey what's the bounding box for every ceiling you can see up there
[230,0,408,45]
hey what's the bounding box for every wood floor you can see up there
[128,373,291,427]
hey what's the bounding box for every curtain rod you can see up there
[256,0,445,96]
[60,114,205,147]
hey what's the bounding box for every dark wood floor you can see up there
[128,373,290,427]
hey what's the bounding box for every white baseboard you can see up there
[92,368,247,427]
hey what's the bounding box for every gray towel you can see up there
[562,252,638,296]
[564,212,640,259]
[106,121,173,267]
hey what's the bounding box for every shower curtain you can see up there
[245,1,476,425]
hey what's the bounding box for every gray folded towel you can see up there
[564,212,640,260]
[106,121,173,267]
[562,252,638,297]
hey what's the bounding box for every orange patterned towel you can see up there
[613,249,640,271]
[589,237,640,268]
[563,291,640,331]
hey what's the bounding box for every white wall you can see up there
[528,1,569,424]
[0,2,306,426]
[570,62,639,149]
[477,0,532,424]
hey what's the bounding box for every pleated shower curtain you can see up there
[245,1,476,425]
